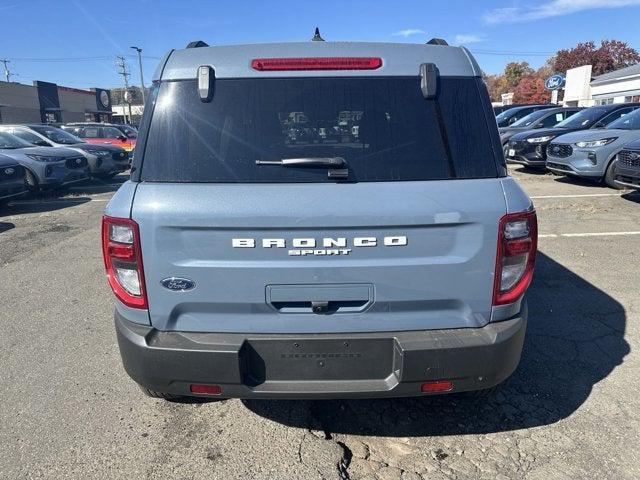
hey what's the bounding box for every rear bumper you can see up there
[116,305,527,399]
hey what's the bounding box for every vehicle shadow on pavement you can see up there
[66,173,129,196]
[0,221,15,233]
[2,195,92,215]
[244,252,629,436]
[621,191,640,204]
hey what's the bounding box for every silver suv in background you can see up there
[0,125,129,179]
[0,131,89,192]
[104,39,537,400]
[546,107,640,188]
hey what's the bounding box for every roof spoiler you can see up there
[426,38,448,46]
[186,40,209,49]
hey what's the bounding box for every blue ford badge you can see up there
[545,74,565,91]
[161,277,196,292]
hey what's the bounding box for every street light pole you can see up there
[130,46,145,105]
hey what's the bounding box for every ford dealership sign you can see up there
[545,74,566,91]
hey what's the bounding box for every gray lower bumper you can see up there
[116,307,527,399]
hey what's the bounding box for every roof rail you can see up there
[186,40,209,49]
[426,38,448,46]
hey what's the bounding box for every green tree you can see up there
[504,62,534,88]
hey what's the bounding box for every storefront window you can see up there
[624,95,640,103]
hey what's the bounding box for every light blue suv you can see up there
[546,107,640,188]
[103,39,537,400]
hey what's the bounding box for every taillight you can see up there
[250,57,383,71]
[493,210,538,306]
[101,215,147,309]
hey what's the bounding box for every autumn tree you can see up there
[512,75,551,104]
[554,40,640,76]
[484,74,510,102]
[504,61,534,88]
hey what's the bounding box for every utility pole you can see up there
[1,59,11,82]
[116,55,133,123]
[130,46,145,105]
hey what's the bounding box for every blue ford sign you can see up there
[545,74,566,91]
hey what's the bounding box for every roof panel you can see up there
[155,42,480,80]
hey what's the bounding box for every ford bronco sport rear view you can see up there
[103,39,537,400]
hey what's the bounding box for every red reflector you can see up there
[421,380,453,393]
[190,384,222,396]
[107,242,135,261]
[251,57,383,71]
[504,238,532,256]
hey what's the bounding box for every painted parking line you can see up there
[539,231,640,238]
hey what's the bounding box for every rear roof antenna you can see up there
[426,38,448,46]
[311,27,325,42]
[186,40,209,49]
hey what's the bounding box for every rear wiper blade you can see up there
[255,157,347,168]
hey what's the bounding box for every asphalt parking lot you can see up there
[1,168,639,480]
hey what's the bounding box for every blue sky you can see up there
[2,0,640,89]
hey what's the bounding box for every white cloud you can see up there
[391,29,426,38]
[483,0,640,24]
[453,34,485,45]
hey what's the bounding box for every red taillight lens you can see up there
[493,210,538,306]
[101,215,147,309]
[251,57,383,71]
[421,380,454,393]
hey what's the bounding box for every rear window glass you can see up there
[140,76,498,183]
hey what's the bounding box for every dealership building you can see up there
[563,63,640,107]
[0,80,112,124]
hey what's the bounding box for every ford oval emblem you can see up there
[545,73,565,91]
[161,277,196,292]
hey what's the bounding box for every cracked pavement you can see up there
[1,168,639,479]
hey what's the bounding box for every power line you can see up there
[7,54,160,63]
[470,49,555,57]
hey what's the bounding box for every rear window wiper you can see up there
[255,157,346,167]
[255,157,349,179]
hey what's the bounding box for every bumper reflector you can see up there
[421,380,453,393]
[190,384,222,396]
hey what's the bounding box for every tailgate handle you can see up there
[266,284,374,314]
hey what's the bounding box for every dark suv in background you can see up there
[495,104,555,127]
[499,107,582,149]
[614,138,640,190]
[506,103,640,168]
[493,104,529,116]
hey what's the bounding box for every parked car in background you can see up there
[493,104,529,116]
[62,123,136,156]
[0,154,28,205]
[506,103,640,169]
[495,104,555,127]
[0,131,89,192]
[546,107,640,188]
[499,107,582,149]
[0,125,129,179]
[614,138,640,190]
